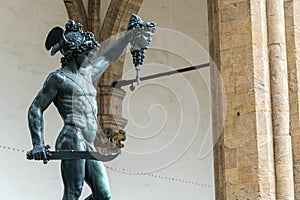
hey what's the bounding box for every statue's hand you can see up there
[26,145,50,164]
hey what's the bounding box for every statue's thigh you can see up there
[85,160,111,199]
[56,125,86,150]
[61,159,86,189]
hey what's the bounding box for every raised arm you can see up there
[28,72,61,159]
[91,32,130,81]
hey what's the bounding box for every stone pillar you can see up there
[285,0,300,198]
[94,85,128,154]
[267,0,295,199]
[97,85,128,130]
[209,0,276,199]
[207,0,225,199]
[94,0,143,153]
[96,0,144,124]
[98,0,144,86]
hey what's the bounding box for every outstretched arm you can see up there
[28,72,60,159]
[91,32,130,80]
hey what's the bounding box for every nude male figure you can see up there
[27,16,155,200]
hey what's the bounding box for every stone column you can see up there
[97,85,128,131]
[285,0,300,198]
[209,0,276,199]
[94,0,143,153]
[207,0,226,199]
[208,0,223,198]
[267,0,295,199]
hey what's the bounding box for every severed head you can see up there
[127,14,156,51]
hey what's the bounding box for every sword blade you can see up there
[48,151,119,162]
[27,150,119,162]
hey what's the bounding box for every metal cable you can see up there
[0,145,214,189]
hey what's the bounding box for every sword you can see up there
[26,146,119,164]
[112,63,210,90]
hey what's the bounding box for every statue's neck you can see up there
[66,59,81,74]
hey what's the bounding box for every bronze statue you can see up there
[27,14,155,200]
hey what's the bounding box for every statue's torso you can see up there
[52,69,98,149]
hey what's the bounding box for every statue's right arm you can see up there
[28,72,62,159]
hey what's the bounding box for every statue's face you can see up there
[132,30,154,50]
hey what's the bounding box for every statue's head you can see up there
[127,14,156,50]
[45,20,99,67]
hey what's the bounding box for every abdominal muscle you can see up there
[55,114,98,151]
[54,88,99,151]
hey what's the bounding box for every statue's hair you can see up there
[60,20,100,67]
[127,14,156,33]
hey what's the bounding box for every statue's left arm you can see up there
[27,72,61,160]
[91,33,130,81]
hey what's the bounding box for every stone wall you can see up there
[209,0,300,199]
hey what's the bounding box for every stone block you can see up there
[225,168,238,184]
[224,148,238,169]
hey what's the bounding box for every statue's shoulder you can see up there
[45,70,66,86]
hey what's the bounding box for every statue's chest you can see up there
[60,72,96,98]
